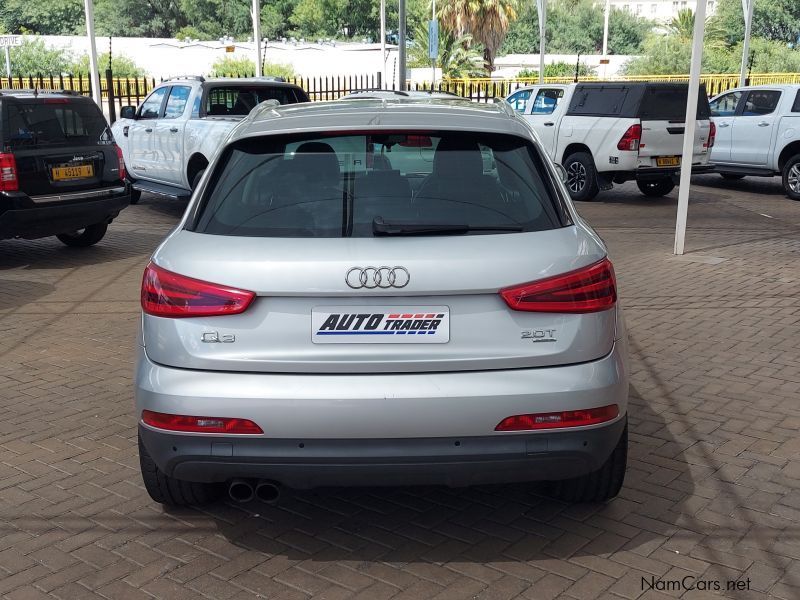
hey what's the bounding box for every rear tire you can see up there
[56,223,108,247]
[546,420,627,503]
[782,154,800,201]
[563,152,600,201]
[138,433,223,507]
[720,173,745,181]
[637,178,675,197]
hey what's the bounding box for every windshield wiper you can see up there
[372,217,523,236]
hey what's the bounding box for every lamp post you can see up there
[252,0,262,76]
[84,0,102,106]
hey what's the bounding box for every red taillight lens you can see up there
[704,121,716,149]
[0,152,19,192]
[142,410,263,434]
[495,404,619,431]
[617,124,641,151]
[500,258,617,314]
[115,144,127,181]
[141,262,255,318]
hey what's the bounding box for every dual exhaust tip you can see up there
[228,479,281,504]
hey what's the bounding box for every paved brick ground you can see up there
[1,176,799,600]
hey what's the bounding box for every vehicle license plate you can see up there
[656,156,680,167]
[52,165,94,180]
[312,306,450,344]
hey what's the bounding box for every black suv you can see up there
[0,90,129,247]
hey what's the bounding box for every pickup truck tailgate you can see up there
[637,86,711,160]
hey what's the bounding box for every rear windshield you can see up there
[4,99,110,148]
[638,86,711,120]
[191,131,565,238]
[205,86,303,116]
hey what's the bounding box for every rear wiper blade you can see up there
[373,217,523,236]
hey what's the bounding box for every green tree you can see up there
[500,0,652,55]
[70,53,145,77]
[7,36,72,75]
[713,0,800,46]
[93,0,188,37]
[0,0,84,35]
[666,8,726,48]
[210,55,296,78]
[517,61,595,78]
[439,0,518,72]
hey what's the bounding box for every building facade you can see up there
[609,0,716,23]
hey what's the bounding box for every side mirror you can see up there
[120,106,137,119]
[554,163,568,184]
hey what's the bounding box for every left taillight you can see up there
[142,410,263,434]
[141,262,255,318]
[114,144,127,181]
[0,152,19,192]
[704,121,716,149]
[500,258,617,314]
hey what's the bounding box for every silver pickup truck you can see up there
[112,76,309,203]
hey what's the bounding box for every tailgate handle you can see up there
[666,127,685,134]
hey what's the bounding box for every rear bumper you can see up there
[602,163,715,184]
[135,342,628,488]
[0,185,129,240]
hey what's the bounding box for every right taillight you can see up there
[141,262,255,318]
[617,124,641,151]
[0,152,19,192]
[500,258,617,314]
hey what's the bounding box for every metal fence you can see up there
[2,71,800,121]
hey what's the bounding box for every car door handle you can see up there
[169,127,179,133]
[544,122,554,127]
[717,122,730,127]
[145,127,153,133]
[757,121,770,127]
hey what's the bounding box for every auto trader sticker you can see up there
[312,306,450,344]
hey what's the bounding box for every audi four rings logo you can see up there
[346,266,410,289]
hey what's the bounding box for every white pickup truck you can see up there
[507,82,715,201]
[112,76,310,202]
[708,84,800,200]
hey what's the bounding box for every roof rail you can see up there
[247,98,282,121]
[0,88,82,97]
[168,75,205,82]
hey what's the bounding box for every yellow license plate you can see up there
[656,156,681,167]
[52,165,94,181]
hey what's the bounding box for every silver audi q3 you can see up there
[135,97,629,506]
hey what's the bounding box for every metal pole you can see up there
[431,0,436,87]
[602,0,610,56]
[253,0,262,77]
[739,0,753,87]
[380,0,386,88]
[4,47,10,79]
[84,0,102,106]
[537,0,546,84]
[673,0,707,256]
[398,0,406,90]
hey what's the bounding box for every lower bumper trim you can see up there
[138,416,627,489]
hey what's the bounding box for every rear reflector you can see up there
[0,152,19,192]
[142,410,263,434]
[141,262,255,318]
[500,258,617,313]
[495,404,619,431]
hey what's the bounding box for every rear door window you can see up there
[205,86,300,116]
[793,90,800,112]
[191,131,565,238]
[741,90,781,116]
[164,86,191,119]
[531,89,564,115]
[5,100,110,148]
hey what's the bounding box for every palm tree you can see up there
[409,23,484,77]
[666,8,727,48]
[438,0,519,73]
